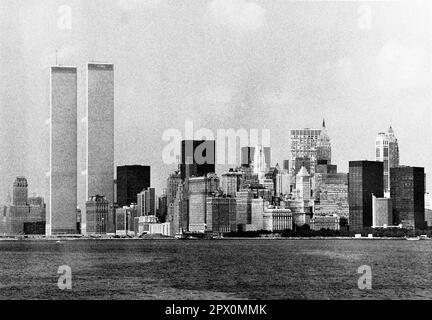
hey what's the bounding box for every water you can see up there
[0,239,431,300]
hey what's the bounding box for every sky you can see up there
[0,0,431,203]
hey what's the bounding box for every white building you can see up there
[375,126,400,192]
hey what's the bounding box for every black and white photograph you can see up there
[0,0,431,313]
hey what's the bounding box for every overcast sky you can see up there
[0,0,431,202]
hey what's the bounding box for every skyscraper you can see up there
[85,63,115,233]
[12,177,28,206]
[241,146,271,170]
[348,161,384,231]
[180,140,216,180]
[116,165,151,207]
[316,119,331,165]
[375,126,400,192]
[390,166,425,229]
[49,66,78,235]
[290,128,321,174]
[137,188,156,216]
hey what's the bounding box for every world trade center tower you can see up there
[48,66,78,235]
[84,63,115,233]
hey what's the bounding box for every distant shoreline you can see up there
[0,236,421,241]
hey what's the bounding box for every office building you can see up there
[49,66,78,235]
[316,119,332,165]
[314,172,349,219]
[86,195,109,235]
[181,140,216,180]
[116,165,151,207]
[241,146,271,170]
[290,128,321,174]
[390,166,425,229]
[13,177,28,206]
[206,196,237,233]
[137,188,156,216]
[348,161,384,231]
[375,126,400,192]
[221,170,242,197]
[263,207,293,232]
[372,195,393,228]
[85,63,115,233]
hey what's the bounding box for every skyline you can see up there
[0,0,431,201]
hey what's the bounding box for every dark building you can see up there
[390,166,425,229]
[348,161,384,231]
[181,140,216,180]
[116,165,151,207]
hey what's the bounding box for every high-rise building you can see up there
[375,126,400,192]
[116,165,151,207]
[253,145,268,179]
[241,146,271,170]
[12,177,28,206]
[221,170,242,197]
[348,161,384,231]
[137,188,156,216]
[290,128,321,175]
[85,63,115,233]
[86,195,109,235]
[49,66,78,235]
[188,176,208,233]
[206,196,237,233]
[390,166,425,229]
[181,140,216,180]
[157,193,168,223]
[316,119,332,165]
[296,166,311,200]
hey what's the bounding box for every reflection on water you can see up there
[0,239,431,300]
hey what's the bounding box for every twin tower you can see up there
[49,63,114,235]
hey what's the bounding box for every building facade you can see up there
[49,66,78,235]
[348,161,384,231]
[116,165,151,207]
[86,195,109,235]
[390,166,425,229]
[375,126,400,192]
[85,63,115,234]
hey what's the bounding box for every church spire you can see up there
[322,118,326,128]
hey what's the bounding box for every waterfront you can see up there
[0,239,431,300]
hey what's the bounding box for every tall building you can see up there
[13,177,28,206]
[49,66,78,235]
[375,126,400,192]
[390,166,425,229]
[316,119,332,165]
[296,166,311,200]
[221,170,242,197]
[85,63,115,232]
[86,195,109,235]
[348,161,384,231]
[116,165,151,207]
[188,176,208,233]
[290,128,321,175]
[206,196,237,233]
[137,188,156,216]
[157,193,168,223]
[241,146,271,170]
[181,140,216,180]
[253,145,268,179]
